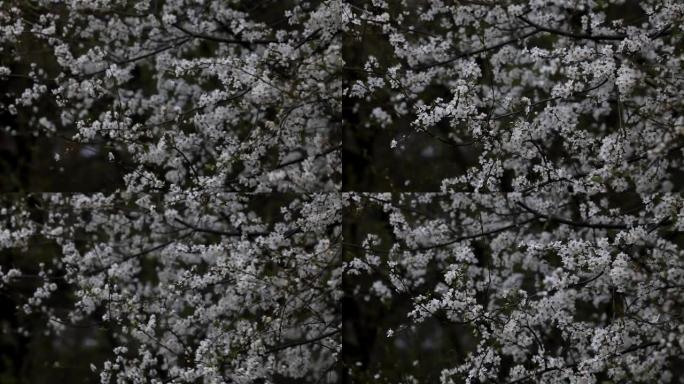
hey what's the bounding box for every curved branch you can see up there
[516,202,628,230]
[517,16,626,41]
[412,27,542,71]
[410,216,538,251]
[173,217,268,237]
[492,77,609,120]
[506,342,659,384]
[265,329,339,354]
[172,23,277,45]
[274,145,341,170]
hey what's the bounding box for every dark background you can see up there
[342,199,477,383]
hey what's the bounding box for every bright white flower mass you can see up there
[0,193,341,383]
[345,0,684,194]
[1,0,341,193]
[1,1,684,383]
[344,192,684,383]
[342,1,684,383]
[0,1,342,383]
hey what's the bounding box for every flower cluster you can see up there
[345,0,684,194]
[345,193,684,383]
[1,0,341,192]
[0,193,341,383]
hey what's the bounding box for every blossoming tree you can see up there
[1,192,341,383]
[1,0,341,192]
[344,0,684,193]
[345,192,684,383]
[2,0,684,383]
[0,0,342,383]
[343,1,684,383]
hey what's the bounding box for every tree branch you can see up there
[173,217,268,237]
[517,16,626,41]
[412,28,541,71]
[265,329,339,354]
[273,145,341,170]
[172,23,277,45]
[516,202,629,230]
[410,217,538,251]
[506,342,659,383]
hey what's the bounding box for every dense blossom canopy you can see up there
[345,192,684,383]
[342,1,684,383]
[0,0,342,383]
[1,193,341,383]
[2,0,684,383]
[344,0,684,193]
[1,0,341,192]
